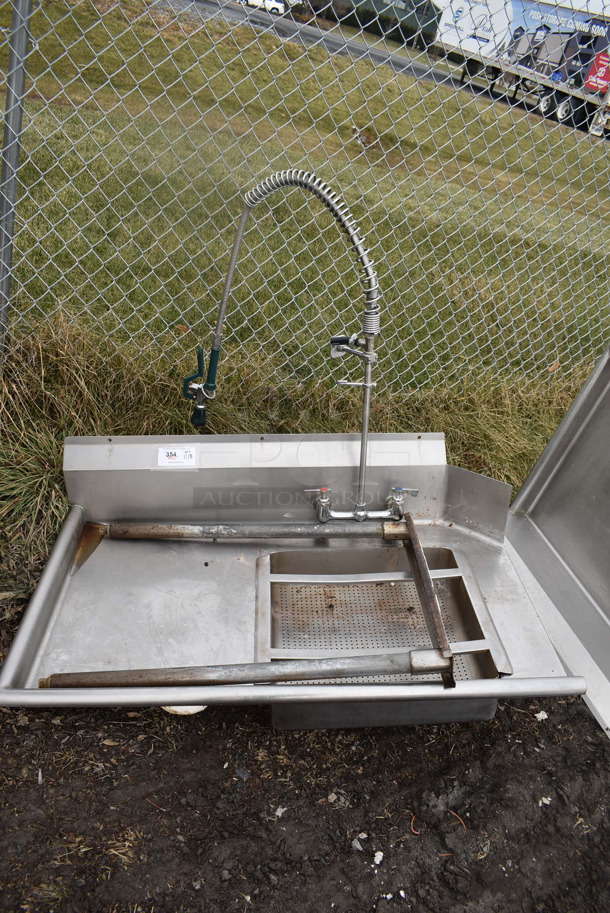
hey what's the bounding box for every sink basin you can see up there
[256,545,499,689]
[0,432,586,730]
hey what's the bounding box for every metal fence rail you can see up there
[1,0,609,393]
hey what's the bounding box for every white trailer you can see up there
[434,0,610,133]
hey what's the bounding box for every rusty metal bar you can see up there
[106,520,410,541]
[39,648,451,690]
[402,512,455,687]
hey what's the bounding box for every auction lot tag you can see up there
[157,446,197,467]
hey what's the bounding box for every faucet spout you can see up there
[192,170,394,521]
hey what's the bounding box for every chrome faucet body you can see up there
[307,485,419,524]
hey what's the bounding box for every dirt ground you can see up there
[1,692,608,913]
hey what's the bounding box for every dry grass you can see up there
[0,315,589,603]
[105,827,142,868]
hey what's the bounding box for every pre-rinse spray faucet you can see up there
[183,170,417,521]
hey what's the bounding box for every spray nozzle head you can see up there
[190,404,207,430]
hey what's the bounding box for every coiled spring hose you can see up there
[200,169,380,397]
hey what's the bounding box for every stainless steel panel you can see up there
[508,348,610,731]
[61,433,510,541]
[63,434,446,525]
[25,538,260,690]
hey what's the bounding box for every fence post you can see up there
[0,0,32,355]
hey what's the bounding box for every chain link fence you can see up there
[1,0,609,395]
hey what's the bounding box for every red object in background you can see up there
[585,51,610,93]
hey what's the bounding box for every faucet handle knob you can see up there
[337,379,376,389]
[304,487,331,496]
[330,335,351,358]
[391,486,419,498]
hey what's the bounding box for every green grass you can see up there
[0,0,607,392]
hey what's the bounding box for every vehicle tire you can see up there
[555,95,572,125]
[569,98,591,130]
[556,95,592,129]
[484,67,500,92]
[537,91,555,118]
[460,58,483,85]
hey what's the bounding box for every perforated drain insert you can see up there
[271,579,490,683]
